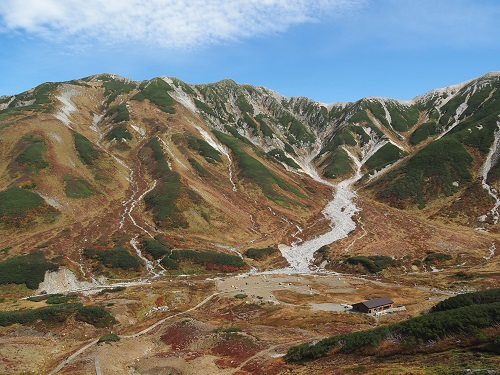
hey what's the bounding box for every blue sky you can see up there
[0,0,499,103]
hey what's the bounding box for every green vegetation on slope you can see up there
[131,78,176,114]
[320,128,357,156]
[73,131,101,166]
[143,138,200,229]
[0,251,59,289]
[320,147,354,179]
[105,102,130,123]
[64,176,99,198]
[144,170,197,228]
[286,288,500,362]
[213,129,307,206]
[255,114,274,138]
[364,143,407,172]
[168,249,246,272]
[346,255,396,273]
[106,123,132,142]
[11,135,49,175]
[188,158,210,177]
[141,238,171,260]
[85,246,140,270]
[98,75,137,105]
[278,112,315,145]
[373,138,473,209]
[0,186,57,227]
[0,82,59,117]
[0,303,116,327]
[145,137,170,176]
[409,122,441,145]
[385,103,420,132]
[244,247,276,260]
[431,288,500,313]
[266,149,300,169]
[185,135,222,163]
[194,98,216,116]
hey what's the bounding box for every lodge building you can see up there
[351,297,394,314]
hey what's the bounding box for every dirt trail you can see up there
[47,292,220,374]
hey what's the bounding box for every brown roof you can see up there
[354,297,393,309]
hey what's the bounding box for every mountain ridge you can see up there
[1,70,500,280]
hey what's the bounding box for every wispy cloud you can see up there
[0,0,363,48]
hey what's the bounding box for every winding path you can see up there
[47,292,220,374]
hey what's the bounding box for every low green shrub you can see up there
[64,176,99,198]
[75,305,116,327]
[131,78,176,114]
[160,256,180,270]
[255,114,274,138]
[386,104,419,132]
[194,98,216,116]
[141,238,170,260]
[13,135,49,174]
[431,288,500,313]
[0,251,59,289]
[144,137,170,176]
[0,187,55,227]
[168,249,246,272]
[237,94,254,114]
[0,303,78,326]
[100,76,136,105]
[105,103,130,123]
[277,111,315,144]
[266,149,300,169]
[423,252,452,265]
[98,332,120,343]
[143,138,200,228]
[46,293,78,304]
[0,302,117,328]
[106,123,132,141]
[188,158,210,177]
[364,143,406,171]
[73,132,101,165]
[185,135,222,163]
[374,138,472,209]
[244,247,276,260]
[144,171,195,229]
[85,247,140,270]
[319,128,357,157]
[321,148,353,179]
[346,255,395,273]
[409,122,441,145]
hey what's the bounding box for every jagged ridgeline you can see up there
[1,72,500,243]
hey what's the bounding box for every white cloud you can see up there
[0,0,363,48]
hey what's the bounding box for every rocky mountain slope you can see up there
[1,72,500,284]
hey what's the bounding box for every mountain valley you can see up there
[0,72,499,374]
